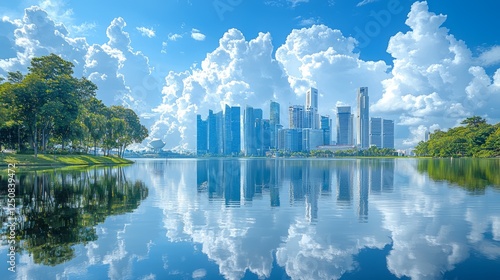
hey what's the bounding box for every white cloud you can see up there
[190,28,206,41]
[295,16,320,27]
[275,24,389,114]
[356,0,379,7]
[161,41,167,54]
[136,26,155,38]
[371,1,500,147]
[264,0,309,8]
[288,0,309,7]
[151,28,293,150]
[479,45,500,66]
[168,33,182,41]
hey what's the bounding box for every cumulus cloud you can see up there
[190,28,206,41]
[136,27,155,38]
[275,24,389,112]
[371,1,500,147]
[0,7,89,77]
[151,28,292,150]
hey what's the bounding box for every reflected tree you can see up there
[417,158,500,193]
[0,166,148,266]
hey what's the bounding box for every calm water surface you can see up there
[1,158,500,280]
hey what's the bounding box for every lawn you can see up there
[0,153,133,166]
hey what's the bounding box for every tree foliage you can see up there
[0,54,148,157]
[414,116,500,157]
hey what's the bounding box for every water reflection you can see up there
[417,158,500,193]
[196,159,395,223]
[3,159,500,280]
[0,166,148,266]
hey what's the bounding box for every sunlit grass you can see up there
[0,153,133,166]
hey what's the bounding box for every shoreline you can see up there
[0,153,134,167]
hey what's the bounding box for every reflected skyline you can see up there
[196,159,395,222]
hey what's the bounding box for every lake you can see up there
[1,158,500,280]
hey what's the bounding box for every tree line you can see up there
[0,54,148,158]
[269,146,397,158]
[414,116,500,157]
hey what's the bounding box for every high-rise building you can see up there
[224,105,241,155]
[215,111,224,155]
[270,101,280,149]
[260,119,271,154]
[424,129,430,142]
[289,105,304,129]
[320,115,331,145]
[337,106,353,146]
[369,117,382,148]
[382,119,394,149]
[305,87,319,129]
[196,114,208,155]
[207,110,218,155]
[278,129,302,152]
[244,106,256,156]
[270,101,280,125]
[357,87,369,149]
[306,87,318,109]
[302,128,324,152]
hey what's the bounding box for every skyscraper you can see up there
[320,115,331,145]
[224,105,241,155]
[207,110,218,155]
[244,106,256,156]
[270,101,280,125]
[369,117,382,148]
[305,87,319,129]
[337,106,353,146]
[289,105,304,129]
[270,101,280,149]
[196,114,208,155]
[357,87,369,149]
[382,119,394,149]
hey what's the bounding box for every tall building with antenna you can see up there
[357,87,369,149]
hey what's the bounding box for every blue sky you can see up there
[1,0,500,150]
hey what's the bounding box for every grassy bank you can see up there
[0,153,133,166]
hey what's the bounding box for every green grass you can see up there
[0,153,133,166]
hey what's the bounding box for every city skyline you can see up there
[1,1,499,151]
[197,86,393,154]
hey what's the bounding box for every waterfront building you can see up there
[270,101,280,149]
[305,87,319,129]
[196,114,208,155]
[382,119,394,149]
[207,110,218,155]
[357,87,369,149]
[278,128,302,152]
[302,128,324,152]
[289,105,304,129]
[220,105,241,155]
[369,117,382,148]
[244,106,257,156]
[337,106,353,146]
[320,115,331,145]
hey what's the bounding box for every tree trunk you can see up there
[42,127,46,154]
[33,122,38,158]
[17,125,21,152]
[94,139,97,156]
